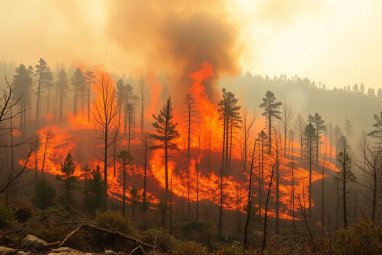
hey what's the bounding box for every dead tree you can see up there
[218,89,241,240]
[261,163,276,251]
[289,129,296,234]
[117,150,133,217]
[244,138,256,249]
[279,104,294,157]
[358,134,382,222]
[0,78,34,194]
[240,110,255,174]
[141,133,152,225]
[184,94,197,157]
[274,130,281,234]
[84,71,95,122]
[258,130,267,222]
[140,79,145,133]
[94,74,119,208]
[296,114,305,156]
[40,131,51,175]
[336,136,356,229]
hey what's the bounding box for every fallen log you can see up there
[58,224,154,249]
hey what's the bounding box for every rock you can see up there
[0,246,17,255]
[48,247,88,255]
[48,247,112,255]
[103,250,118,255]
[20,235,47,251]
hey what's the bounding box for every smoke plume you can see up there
[106,0,240,103]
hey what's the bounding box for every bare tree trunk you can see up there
[218,107,227,240]
[187,180,190,218]
[196,161,199,221]
[336,176,339,229]
[88,77,91,121]
[169,177,173,234]
[41,132,50,175]
[35,136,38,180]
[140,81,144,133]
[268,113,272,154]
[275,140,280,235]
[162,135,169,228]
[309,134,312,216]
[36,76,42,121]
[261,164,275,251]
[122,158,126,217]
[343,152,348,229]
[321,161,325,226]
[290,138,296,235]
[59,88,63,123]
[236,185,240,235]
[244,139,256,249]
[229,120,233,168]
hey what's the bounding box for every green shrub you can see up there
[93,211,134,235]
[91,211,137,251]
[14,206,33,222]
[140,229,176,252]
[173,240,209,255]
[0,206,13,228]
[334,219,382,255]
[21,207,92,250]
[216,244,244,255]
[182,221,212,248]
[32,178,56,209]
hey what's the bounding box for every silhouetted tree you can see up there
[58,153,76,204]
[35,58,51,121]
[32,178,56,210]
[337,136,355,229]
[12,64,33,133]
[305,122,316,216]
[81,164,91,213]
[279,104,294,157]
[309,112,326,167]
[244,138,256,249]
[84,71,95,121]
[129,186,141,220]
[289,129,296,234]
[87,165,106,213]
[358,134,381,222]
[241,109,255,174]
[94,74,118,208]
[71,68,85,117]
[344,119,353,141]
[296,114,305,156]
[141,133,152,222]
[274,130,281,234]
[184,94,197,157]
[150,97,180,228]
[117,150,133,217]
[368,112,382,139]
[262,163,276,251]
[217,88,241,240]
[56,69,68,123]
[259,91,282,154]
[140,79,145,133]
[255,130,267,224]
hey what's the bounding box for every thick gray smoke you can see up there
[106,0,240,103]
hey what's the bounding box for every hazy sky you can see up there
[1,0,382,89]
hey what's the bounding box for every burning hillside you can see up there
[20,62,338,222]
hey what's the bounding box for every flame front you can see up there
[23,63,338,221]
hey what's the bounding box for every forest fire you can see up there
[18,62,339,222]
[3,1,382,253]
